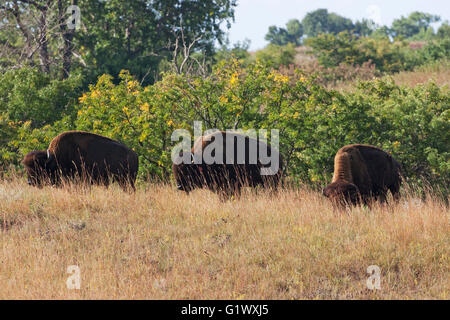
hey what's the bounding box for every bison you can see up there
[323,144,402,206]
[22,131,138,191]
[172,131,282,198]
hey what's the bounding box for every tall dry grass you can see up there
[389,59,450,88]
[331,59,450,91]
[0,175,448,299]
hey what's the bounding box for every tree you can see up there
[265,19,303,46]
[76,0,237,85]
[285,19,303,45]
[437,22,450,39]
[0,0,237,84]
[265,26,289,46]
[391,11,440,38]
[327,12,354,34]
[302,9,329,37]
[0,0,80,79]
[302,9,354,37]
[215,39,251,64]
[370,26,391,39]
[353,19,373,37]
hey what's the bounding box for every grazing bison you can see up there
[323,144,402,206]
[172,131,282,198]
[22,131,138,191]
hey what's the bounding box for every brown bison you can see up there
[22,131,138,191]
[172,131,282,198]
[323,144,402,206]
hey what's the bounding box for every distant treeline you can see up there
[265,9,449,46]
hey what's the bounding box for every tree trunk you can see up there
[38,6,50,73]
[59,0,77,79]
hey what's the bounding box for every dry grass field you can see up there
[389,60,450,88]
[332,59,450,91]
[1,175,448,300]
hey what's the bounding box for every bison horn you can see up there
[191,153,195,164]
[45,150,56,170]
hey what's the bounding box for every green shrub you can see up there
[254,43,296,68]
[0,67,82,167]
[4,60,449,194]
[306,32,450,73]
[0,67,82,127]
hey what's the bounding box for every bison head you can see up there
[172,152,205,193]
[22,150,57,187]
[323,181,361,206]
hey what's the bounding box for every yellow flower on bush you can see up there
[270,70,289,84]
[219,96,228,103]
[127,80,139,91]
[167,120,174,127]
[93,120,102,129]
[139,132,148,142]
[78,93,87,103]
[393,141,400,148]
[140,102,150,112]
[275,74,289,83]
[229,72,239,86]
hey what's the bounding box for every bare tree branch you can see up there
[170,20,205,76]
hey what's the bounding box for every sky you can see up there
[226,0,450,50]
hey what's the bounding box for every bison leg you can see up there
[377,191,387,204]
[116,175,135,193]
[126,178,136,193]
[102,175,110,188]
[216,181,241,201]
[232,181,241,198]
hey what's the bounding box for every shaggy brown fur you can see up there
[172,131,282,198]
[22,131,138,191]
[323,144,402,206]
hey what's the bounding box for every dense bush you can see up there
[0,68,82,126]
[281,60,381,88]
[306,32,450,73]
[254,43,296,68]
[0,68,82,168]
[2,60,448,193]
[345,80,449,192]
